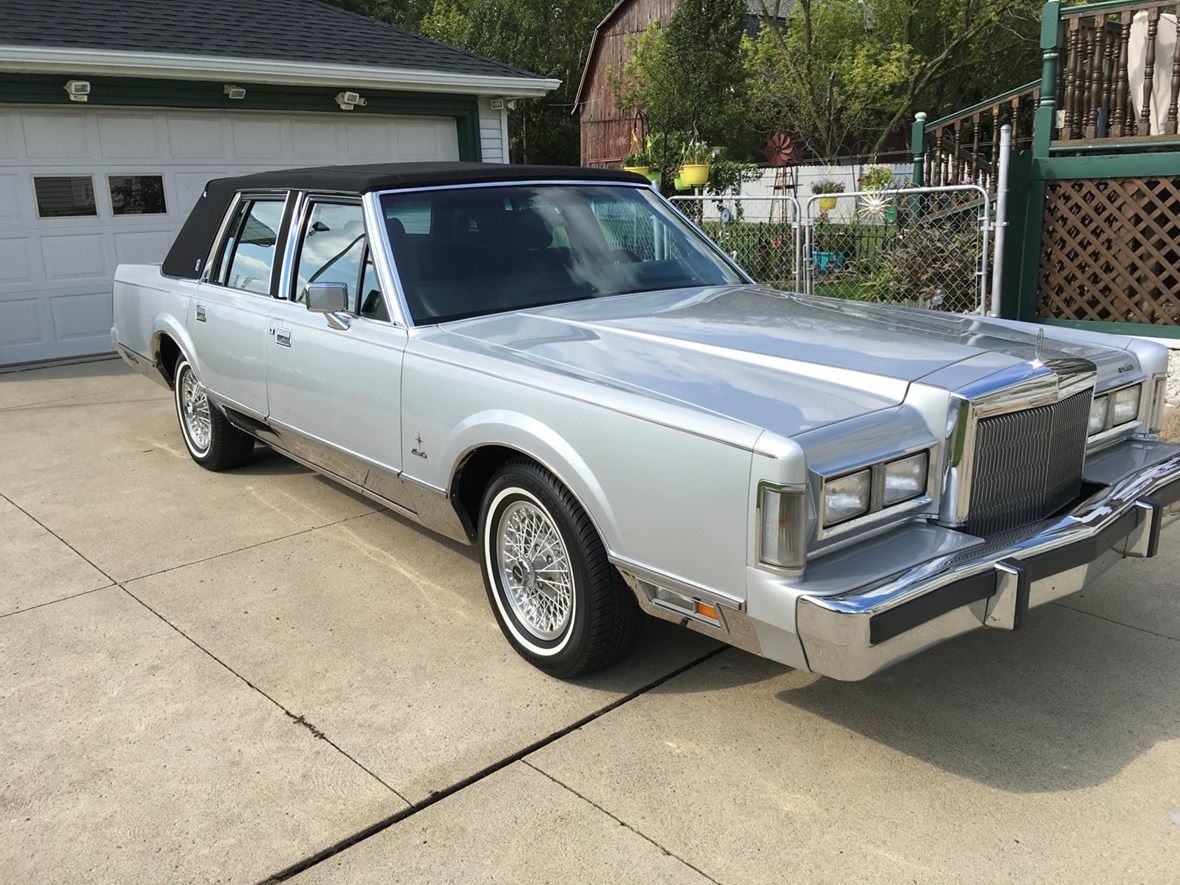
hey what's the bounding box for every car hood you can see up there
[440,285,1136,438]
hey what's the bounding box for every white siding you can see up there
[0,105,459,366]
[478,96,508,164]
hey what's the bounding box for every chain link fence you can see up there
[670,196,801,291]
[673,185,991,315]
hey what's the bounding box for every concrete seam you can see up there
[118,581,409,803]
[521,758,722,884]
[122,508,383,583]
[1,492,403,801]
[1051,600,1180,643]
[259,645,730,883]
[0,583,117,620]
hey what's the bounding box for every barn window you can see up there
[33,176,97,218]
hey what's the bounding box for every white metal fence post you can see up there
[989,124,1013,317]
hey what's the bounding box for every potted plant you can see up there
[858,165,894,191]
[622,131,651,176]
[813,179,844,211]
[622,148,651,177]
[679,139,712,187]
[857,165,897,222]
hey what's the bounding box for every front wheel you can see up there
[173,358,255,471]
[478,459,641,678]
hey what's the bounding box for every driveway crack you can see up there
[521,758,722,884]
[260,644,729,882]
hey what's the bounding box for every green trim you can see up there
[1059,0,1154,15]
[1036,151,1180,178]
[1015,175,1046,321]
[1050,137,1180,153]
[999,150,1033,319]
[0,73,485,161]
[924,80,1040,130]
[1037,318,1180,340]
[910,115,925,186]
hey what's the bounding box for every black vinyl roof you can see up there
[161,163,647,280]
[206,162,644,194]
[1,0,540,80]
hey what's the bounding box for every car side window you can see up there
[294,202,367,308]
[218,198,284,295]
[358,248,389,321]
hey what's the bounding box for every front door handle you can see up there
[195,304,206,322]
[274,328,292,347]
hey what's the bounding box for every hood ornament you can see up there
[1032,328,1045,367]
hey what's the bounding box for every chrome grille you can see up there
[965,390,1091,536]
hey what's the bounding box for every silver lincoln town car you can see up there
[112,162,1180,680]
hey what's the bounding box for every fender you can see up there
[150,312,199,388]
[442,410,621,555]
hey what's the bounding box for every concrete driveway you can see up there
[2,360,1177,883]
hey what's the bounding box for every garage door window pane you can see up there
[34,176,97,218]
[109,175,166,215]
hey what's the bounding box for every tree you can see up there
[743,0,1043,161]
[612,0,751,151]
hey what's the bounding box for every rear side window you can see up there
[217,198,284,295]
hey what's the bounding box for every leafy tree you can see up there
[612,0,752,152]
[744,0,1043,161]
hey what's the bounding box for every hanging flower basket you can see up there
[680,164,710,187]
[623,165,650,176]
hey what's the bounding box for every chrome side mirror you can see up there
[305,281,348,313]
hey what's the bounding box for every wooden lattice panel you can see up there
[1037,177,1180,325]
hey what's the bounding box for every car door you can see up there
[265,194,411,505]
[188,192,290,418]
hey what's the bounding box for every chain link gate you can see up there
[673,185,991,315]
[803,185,991,315]
[669,195,802,292]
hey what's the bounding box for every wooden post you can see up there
[1141,7,1161,132]
[1167,6,1180,135]
[1116,11,1132,136]
[911,112,926,187]
[1034,0,1062,157]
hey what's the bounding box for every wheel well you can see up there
[451,445,537,539]
[154,334,181,388]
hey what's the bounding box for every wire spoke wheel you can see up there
[179,366,212,454]
[495,499,574,641]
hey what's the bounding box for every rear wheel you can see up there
[173,358,254,471]
[478,459,641,678]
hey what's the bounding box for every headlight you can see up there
[1111,385,1141,425]
[758,483,808,569]
[882,452,928,506]
[1088,395,1108,435]
[823,469,871,526]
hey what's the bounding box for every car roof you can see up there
[207,162,646,195]
[161,163,649,280]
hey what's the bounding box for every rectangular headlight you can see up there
[1111,385,1141,426]
[1088,394,1108,435]
[823,469,871,526]
[758,484,808,569]
[882,452,928,506]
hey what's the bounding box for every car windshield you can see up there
[378,184,744,324]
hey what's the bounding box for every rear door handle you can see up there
[195,304,206,322]
[274,328,292,347]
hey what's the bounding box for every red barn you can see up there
[573,0,789,167]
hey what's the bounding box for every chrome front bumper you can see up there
[796,449,1180,681]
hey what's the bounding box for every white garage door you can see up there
[0,105,460,366]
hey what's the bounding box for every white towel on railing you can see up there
[1128,11,1178,136]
